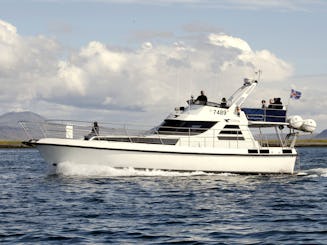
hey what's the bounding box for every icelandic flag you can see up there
[290,89,301,99]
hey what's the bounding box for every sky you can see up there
[0,0,326,132]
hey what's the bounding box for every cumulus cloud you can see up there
[0,20,61,107]
[6,19,325,129]
[208,33,251,52]
[0,19,292,108]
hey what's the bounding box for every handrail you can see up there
[242,107,287,123]
[19,120,291,149]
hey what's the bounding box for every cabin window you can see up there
[218,125,245,140]
[158,120,217,135]
[218,136,245,140]
[224,125,240,128]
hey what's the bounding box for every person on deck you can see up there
[268,98,275,108]
[261,100,267,108]
[84,121,99,140]
[92,121,99,135]
[220,97,227,108]
[195,90,208,105]
[268,98,283,109]
[274,98,283,109]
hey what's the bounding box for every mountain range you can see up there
[315,129,327,139]
[0,111,46,140]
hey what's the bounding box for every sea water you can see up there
[0,148,326,244]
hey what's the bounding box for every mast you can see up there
[228,78,258,110]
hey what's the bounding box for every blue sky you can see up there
[0,0,326,131]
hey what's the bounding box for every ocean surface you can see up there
[0,147,326,244]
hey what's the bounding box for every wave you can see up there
[54,161,228,178]
[297,168,327,178]
[55,162,327,179]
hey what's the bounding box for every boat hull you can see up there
[35,139,297,174]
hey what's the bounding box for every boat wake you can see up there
[54,161,228,178]
[51,161,327,179]
[297,168,327,178]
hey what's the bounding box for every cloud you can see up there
[0,19,292,110]
[131,31,175,42]
[0,19,61,105]
[42,0,327,12]
[3,18,325,132]
[208,33,251,52]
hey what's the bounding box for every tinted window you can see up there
[158,120,217,135]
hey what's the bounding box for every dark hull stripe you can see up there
[34,142,297,157]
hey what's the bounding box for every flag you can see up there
[290,89,301,99]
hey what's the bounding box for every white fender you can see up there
[300,119,316,133]
[287,115,303,129]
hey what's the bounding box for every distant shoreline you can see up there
[267,139,327,147]
[295,140,327,147]
[1,139,327,148]
[0,140,30,148]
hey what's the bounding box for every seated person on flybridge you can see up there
[268,98,283,109]
[220,97,228,108]
[194,90,208,105]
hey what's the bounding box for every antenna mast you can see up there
[256,70,262,82]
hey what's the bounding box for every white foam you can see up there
[297,168,327,178]
[55,161,218,178]
[313,168,327,178]
[296,172,308,176]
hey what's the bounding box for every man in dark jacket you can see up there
[195,90,207,105]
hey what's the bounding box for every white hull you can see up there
[35,139,297,174]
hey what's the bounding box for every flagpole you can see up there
[286,89,292,111]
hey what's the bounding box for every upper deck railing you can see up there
[20,120,151,140]
[20,120,293,149]
[242,108,287,123]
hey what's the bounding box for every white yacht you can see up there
[21,78,316,174]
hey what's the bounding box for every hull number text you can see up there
[213,109,227,115]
